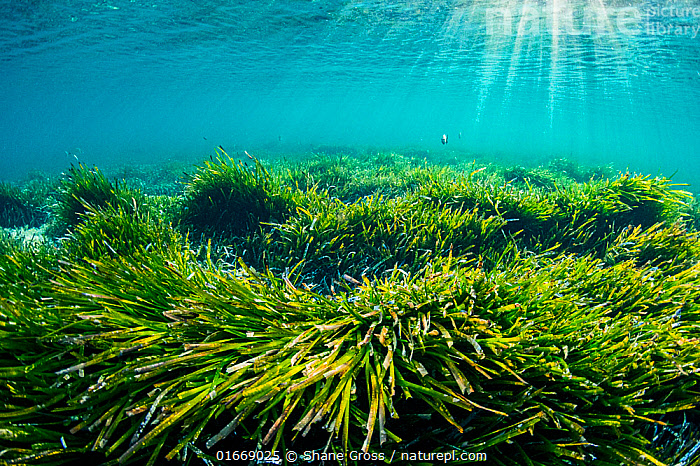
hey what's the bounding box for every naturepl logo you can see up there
[399,450,488,463]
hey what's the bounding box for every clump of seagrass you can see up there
[178,150,293,237]
[52,163,140,234]
[0,182,47,228]
[605,222,700,274]
[416,172,691,256]
[1,245,699,465]
[502,165,557,190]
[548,157,612,182]
[0,229,57,305]
[689,194,700,231]
[64,202,183,261]
[265,194,507,284]
[286,153,355,195]
[283,152,431,201]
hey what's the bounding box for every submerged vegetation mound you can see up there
[286,152,431,201]
[65,203,183,261]
[53,164,141,233]
[1,151,699,465]
[0,183,47,228]
[178,151,294,237]
[264,195,508,284]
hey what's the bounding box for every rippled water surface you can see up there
[1,1,699,183]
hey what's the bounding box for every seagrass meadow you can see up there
[2,150,700,466]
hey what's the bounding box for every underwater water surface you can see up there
[1,0,699,183]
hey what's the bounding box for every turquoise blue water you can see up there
[1,1,699,185]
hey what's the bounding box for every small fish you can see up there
[441,134,448,145]
[458,131,462,139]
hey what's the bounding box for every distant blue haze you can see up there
[1,1,699,186]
